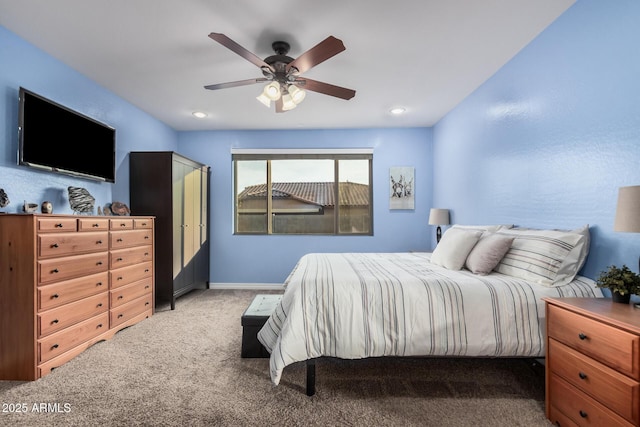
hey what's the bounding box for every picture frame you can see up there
[389,166,414,210]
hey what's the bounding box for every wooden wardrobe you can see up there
[129,151,210,309]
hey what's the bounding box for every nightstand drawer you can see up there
[547,304,640,379]
[550,374,633,427]
[549,338,639,425]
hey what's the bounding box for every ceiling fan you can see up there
[204,33,356,113]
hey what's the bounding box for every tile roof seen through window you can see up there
[237,182,369,207]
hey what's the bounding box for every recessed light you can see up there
[390,107,406,115]
[192,111,208,119]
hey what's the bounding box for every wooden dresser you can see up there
[0,214,154,381]
[544,297,640,427]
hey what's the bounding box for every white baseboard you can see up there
[208,282,285,291]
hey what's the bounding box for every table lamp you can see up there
[429,208,450,244]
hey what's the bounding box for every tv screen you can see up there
[18,87,116,183]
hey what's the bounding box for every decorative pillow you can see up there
[494,228,586,286]
[464,233,515,275]
[431,228,483,270]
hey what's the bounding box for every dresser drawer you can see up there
[38,272,109,311]
[110,245,153,269]
[38,231,108,258]
[110,277,153,308]
[37,217,77,232]
[110,261,153,288]
[110,294,153,328]
[110,218,134,230]
[549,338,639,425]
[550,374,633,427]
[38,252,109,284]
[134,218,153,229]
[547,304,640,379]
[38,312,109,363]
[110,229,153,249]
[78,218,109,231]
[38,292,109,337]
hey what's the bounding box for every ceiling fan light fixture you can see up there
[256,92,271,108]
[288,84,306,104]
[264,82,281,101]
[281,92,297,111]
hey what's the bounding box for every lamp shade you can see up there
[614,185,640,232]
[429,208,450,226]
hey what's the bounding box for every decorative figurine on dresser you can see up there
[0,213,155,381]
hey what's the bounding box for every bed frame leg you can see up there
[306,359,316,396]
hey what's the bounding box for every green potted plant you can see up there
[595,265,640,303]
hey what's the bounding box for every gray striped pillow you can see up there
[494,228,585,286]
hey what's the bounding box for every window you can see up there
[233,149,373,235]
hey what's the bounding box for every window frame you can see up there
[232,148,374,236]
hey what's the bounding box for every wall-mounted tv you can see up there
[18,87,116,183]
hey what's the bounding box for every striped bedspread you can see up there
[257,252,603,385]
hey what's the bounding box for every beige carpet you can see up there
[0,289,552,426]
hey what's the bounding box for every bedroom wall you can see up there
[178,127,433,285]
[0,25,178,214]
[432,0,640,281]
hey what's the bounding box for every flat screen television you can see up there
[18,87,116,183]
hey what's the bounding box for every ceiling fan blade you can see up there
[204,78,267,91]
[208,33,274,71]
[295,78,356,100]
[286,36,346,74]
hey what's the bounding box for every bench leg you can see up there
[306,359,316,396]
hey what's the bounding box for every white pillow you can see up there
[431,228,483,270]
[465,233,515,275]
[494,228,585,286]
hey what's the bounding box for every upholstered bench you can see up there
[241,294,282,358]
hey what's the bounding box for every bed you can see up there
[257,225,604,395]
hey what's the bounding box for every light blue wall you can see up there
[178,128,433,284]
[0,25,178,214]
[433,0,640,281]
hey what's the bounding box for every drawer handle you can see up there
[578,333,587,340]
[97,240,103,244]
[55,223,63,228]
[118,295,124,300]
[141,222,147,226]
[97,282,103,286]
[117,238,123,242]
[117,276,123,281]
[52,268,59,274]
[97,303,103,307]
[51,243,59,248]
[120,223,126,227]
[145,269,149,273]
[51,344,59,349]
[118,314,123,318]
[97,323,103,328]
[144,252,149,256]
[97,261,103,266]
[52,294,59,299]
[92,223,99,227]
[145,302,150,306]
[52,319,59,324]
[145,285,150,289]
[579,410,588,418]
[144,236,150,239]
[117,257,123,261]
[578,372,587,380]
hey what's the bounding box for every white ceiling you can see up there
[0,0,575,131]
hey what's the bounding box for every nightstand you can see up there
[543,297,640,426]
